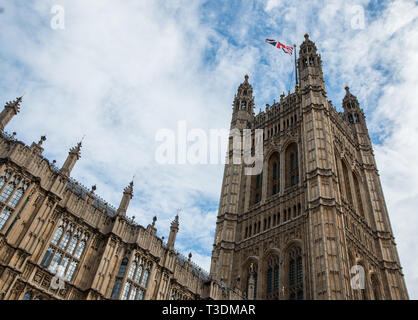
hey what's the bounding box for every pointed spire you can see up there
[0,96,23,131]
[167,212,180,250]
[60,140,82,177]
[117,180,134,217]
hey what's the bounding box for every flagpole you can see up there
[294,43,298,86]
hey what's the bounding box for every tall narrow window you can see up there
[118,258,129,276]
[0,183,14,202]
[288,247,303,300]
[268,153,280,196]
[111,279,122,299]
[353,174,364,217]
[266,256,280,299]
[286,143,298,188]
[0,207,12,230]
[341,161,353,206]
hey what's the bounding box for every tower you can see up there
[60,141,82,176]
[166,214,179,250]
[209,34,408,300]
[116,180,134,217]
[0,96,22,131]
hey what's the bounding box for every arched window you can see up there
[67,236,78,255]
[74,240,86,259]
[348,114,354,123]
[0,207,12,230]
[22,292,32,300]
[288,247,303,300]
[141,270,150,287]
[251,173,262,204]
[118,258,129,276]
[354,113,359,123]
[51,227,64,245]
[241,101,246,110]
[268,153,280,196]
[0,183,15,202]
[66,261,78,281]
[111,279,122,299]
[352,174,364,217]
[121,282,131,300]
[8,188,24,208]
[128,261,137,279]
[59,231,71,249]
[134,264,143,282]
[341,161,353,206]
[285,143,298,188]
[266,255,280,299]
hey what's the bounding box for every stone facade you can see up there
[0,102,241,300]
[209,34,409,300]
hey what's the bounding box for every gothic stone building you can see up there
[0,34,409,301]
[0,104,241,300]
[209,34,409,300]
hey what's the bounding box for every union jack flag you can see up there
[265,39,293,56]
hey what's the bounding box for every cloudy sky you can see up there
[0,0,417,298]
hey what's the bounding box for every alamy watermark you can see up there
[155,121,263,175]
[50,4,65,30]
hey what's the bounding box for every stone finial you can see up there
[188,252,192,261]
[304,33,309,40]
[38,135,46,146]
[244,74,249,82]
[152,216,157,227]
[91,185,97,192]
[345,85,350,93]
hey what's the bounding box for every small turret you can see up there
[342,86,364,124]
[60,141,82,176]
[298,33,325,89]
[0,96,22,131]
[166,214,179,250]
[116,181,134,217]
[231,74,255,130]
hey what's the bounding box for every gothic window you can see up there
[241,101,246,110]
[118,258,129,276]
[40,220,89,283]
[0,183,15,202]
[309,56,315,66]
[121,282,131,300]
[111,279,122,299]
[341,161,353,206]
[288,247,303,300]
[128,261,137,279]
[268,153,280,196]
[8,188,23,208]
[141,270,150,287]
[348,114,354,123]
[0,207,12,230]
[22,292,32,300]
[252,173,262,204]
[118,257,151,300]
[353,174,364,217]
[354,113,359,123]
[285,143,298,188]
[266,255,280,299]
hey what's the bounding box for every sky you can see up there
[0,0,417,299]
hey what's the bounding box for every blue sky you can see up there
[0,0,417,299]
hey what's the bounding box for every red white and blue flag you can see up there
[265,39,293,56]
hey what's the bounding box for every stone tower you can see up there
[209,34,408,300]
